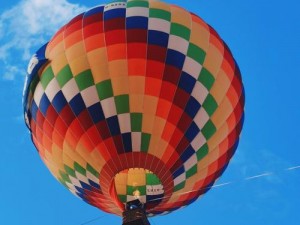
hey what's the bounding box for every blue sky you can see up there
[1,0,300,224]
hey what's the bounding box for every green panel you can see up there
[202,120,216,140]
[186,165,197,178]
[188,43,206,64]
[127,185,146,195]
[40,66,54,89]
[174,181,185,192]
[141,133,151,152]
[74,162,86,175]
[75,70,94,91]
[131,113,142,132]
[202,94,218,116]
[146,173,161,185]
[64,165,76,177]
[127,0,149,8]
[59,171,71,183]
[115,95,129,114]
[170,23,190,40]
[86,164,99,178]
[196,144,209,161]
[29,76,40,95]
[96,79,114,100]
[118,194,127,203]
[149,8,171,21]
[198,67,215,90]
[56,65,73,87]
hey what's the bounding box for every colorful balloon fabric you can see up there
[23,0,244,216]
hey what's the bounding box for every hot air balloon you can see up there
[23,0,244,223]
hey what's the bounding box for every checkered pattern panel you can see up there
[23,0,244,217]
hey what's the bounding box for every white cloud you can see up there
[0,0,87,80]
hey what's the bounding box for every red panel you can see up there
[160,81,176,102]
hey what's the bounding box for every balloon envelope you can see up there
[23,0,244,216]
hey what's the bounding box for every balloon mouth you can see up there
[101,152,174,215]
[111,168,165,210]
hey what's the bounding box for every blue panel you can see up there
[31,101,38,121]
[75,186,85,194]
[185,122,200,141]
[126,16,148,29]
[173,166,185,178]
[80,181,92,191]
[52,91,67,113]
[39,94,50,116]
[88,179,101,189]
[185,97,201,118]
[87,103,105,123]
[104,8,126,20]
[107,116,121,135]
[148,30,169,47]
[122,132,132,152]
[178,72,196,93]
[69,94,85,116]
[180,145,195,162]
[84,5,104,17]
[166,49,185,69]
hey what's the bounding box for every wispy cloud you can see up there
[0,0,87,80]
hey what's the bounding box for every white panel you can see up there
[81,86,99,107]
[86,171,99,184]
[191,81,208,104]
[184,154,197,171]
[69,176,82,188]
[183,56,202,79]
[101,97,117,118]
[118,113,131,133]
[168,35,189,54]
[149,18,170,33]
[62,78,80,102]
[33,82,44,106]
[75,171,89,184]
[45,78,60,101]
[132,132,141,152]
[194,108,209,129]
[127,7,149,17]
[191,132,206,151]
[173,173,186,186]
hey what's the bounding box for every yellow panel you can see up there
[210,69,231,104]
[65,42,85,62]
[190,21,210,52]
[129,76,145,95]
[151,116,166,136]
[203,45,223,77]
[211,97,233,129]
[69,55,90,76]
[111,76,130,95]
[108,60,128,78]
[89,149,106,172]
[51,52,68,76]
[130,94,144,112]
[149,1,170,11]
[48,41,65,60]
[170,6,191,28]
[142,114,155,133]
[143,95,158,115]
